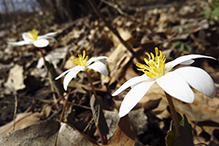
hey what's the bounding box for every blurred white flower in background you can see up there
[8,29,57,47]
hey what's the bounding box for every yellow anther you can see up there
[136,47,166,79]
[71,50,88,67]
[27,29,38,40]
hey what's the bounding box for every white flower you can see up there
[55,50,109,90]
[112,47,216,117]
[8,29,57,48]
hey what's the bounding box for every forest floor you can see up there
[1,0,219,146]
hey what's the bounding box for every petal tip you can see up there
[112,92,117,96]
[119,111,127,118]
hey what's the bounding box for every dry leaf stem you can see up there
[165,92,180,136]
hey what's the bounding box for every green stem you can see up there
[165,92,180,136]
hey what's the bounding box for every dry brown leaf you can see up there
[156,12,168,33]
[57,123,98,146]
[103,109,120,139]
[106,115,136,146]
[124,64,139,81]
[174,90,219,123]
[68,80,107,94]
[0,112,41,134]
[102,43,132,86]
[63,55,77,69]
[113,83,169,119]
[138,83,170,119]
[202,61,219,83]
[139,82,219,139]
[37,46,68,69]
[4,64,25,91]
[40,105,52,119]
[0,120,60,146]
[130,81,219,124]
[128,108,147,135]
[111,28,133,48]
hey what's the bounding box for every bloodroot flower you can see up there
[112,47,216,117]
[8,29,57,48]
[55,50,109,90]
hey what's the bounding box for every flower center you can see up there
[71,50,88,67]
[27,29,38,40]
[136,47,166,79]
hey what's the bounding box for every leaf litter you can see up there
[0,0,219,145]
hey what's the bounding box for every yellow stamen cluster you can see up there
[28,29,38,40]
[71,50,88,67]
[136,47,166,79]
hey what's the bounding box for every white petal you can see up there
[99,59,107,64]
[43,37,56,42]
[55,66,83,80]
[33,39,49,47]
[63,69,81,90]
[38,32,57,42]
[87,62,108,76]
[119,81,155,117]
[165,54,216,71]
[22,32,33,42]
[156,71,194,103]
[112,74,149,96]
[8,41,30,46]
[175,67,215,98]
[40,32,57,37]
[86,56,109,66]
[179,60,194,65]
